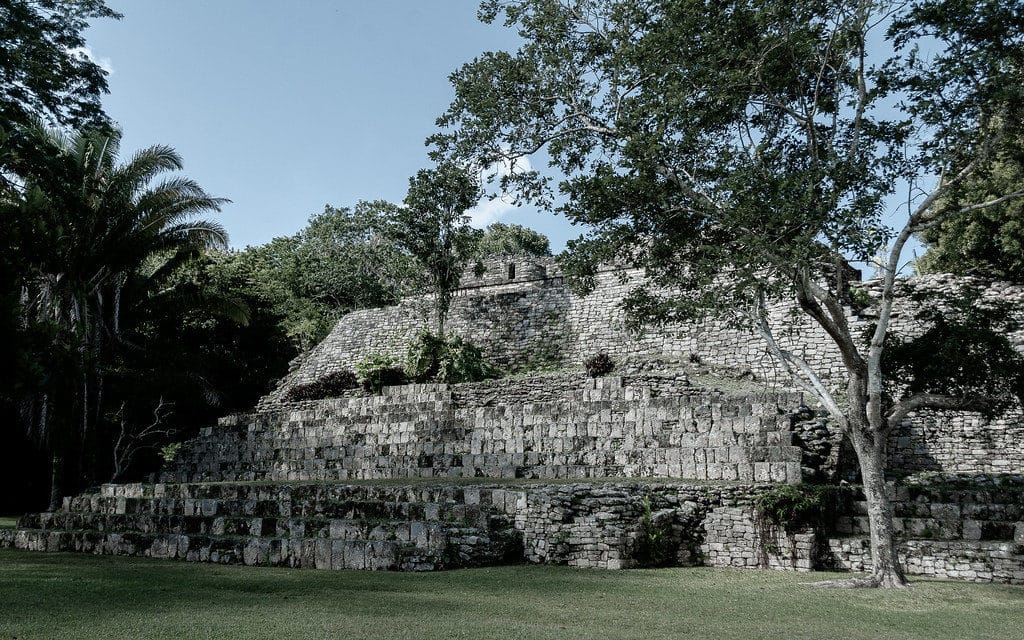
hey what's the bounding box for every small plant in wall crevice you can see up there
[355,354,407,394]
[584,352,615,378]
[632,496,675,568]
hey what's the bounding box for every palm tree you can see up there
[9,121,229,507]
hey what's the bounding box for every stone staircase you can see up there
[5,375,811,572]
[9,482,522,571]
[162,378,806,484]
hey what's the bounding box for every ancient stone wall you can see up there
[263,261,1024,478]
[490,482,777,569]
[262,258,841,405]
[166,376,806,485]
[887,410,1024,475]
[267,260,1024,400]
[10,478,1021,583]
[700,506,818,571]
[823,538,1024,583]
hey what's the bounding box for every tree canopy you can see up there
[433,0,1024,587]
[293,204,422,321]
[0,0,120,131]
[382,163,482,335]
[917,150,1024,281]
[222,203,422,350]
[4,122,228,505]
[477,222,551,257]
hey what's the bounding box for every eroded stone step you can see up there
[20,511,512,542]
[9,524,521,571]
[59,495,497,527]
[167,461,804,484]
[823,536,1024,583]
[92,482,504,503]
[161,386,806,485]
[834,514,1024,541]
[833,498,1024,541]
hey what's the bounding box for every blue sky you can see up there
[83,1,580,251]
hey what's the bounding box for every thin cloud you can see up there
[466,155,533,228]
[67,46,114,75]
[467,193,519,227]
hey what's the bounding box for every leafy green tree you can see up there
[0,0,120,131]
[226,235,330,350]
[292,203,422,325]
[384,163,482,335]
[8,122,227,506]
[223,204,421,350]
[433,0,1024,587]
[104,249,295,479]
[476,222,551,257]
[917,152,1024,281]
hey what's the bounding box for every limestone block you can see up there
[314,539,332,569]
[963,520,983,541]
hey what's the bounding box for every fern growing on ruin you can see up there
[355,355,407,394]
[405,329,499,384]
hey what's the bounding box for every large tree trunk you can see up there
[848,427,908,588]
[47,453,64,512]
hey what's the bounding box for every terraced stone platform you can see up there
[8,373,817,572]
[163,376,806,484]
[9,369,1023,583]
[7,477,1023,582]
[10,482,521,571]
[5,478,807,572]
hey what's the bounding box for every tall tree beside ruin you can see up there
[432,0,1024,587]
[385,163,482,336]
[9,122,228,507]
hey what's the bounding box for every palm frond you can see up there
[155,220,229,250]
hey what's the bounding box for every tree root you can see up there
[806,575,910,589]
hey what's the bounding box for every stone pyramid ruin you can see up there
[4,257,1023,582]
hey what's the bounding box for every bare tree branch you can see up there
[886,393,993,433]
[750,290,846,424]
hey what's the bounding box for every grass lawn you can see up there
[0,549,1021,640]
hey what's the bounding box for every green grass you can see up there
[0,517,17,529]
[0,549,1021,640]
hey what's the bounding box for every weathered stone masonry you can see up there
[165,376,805,485]
[267,256,1024,477]
[10,478,1022,582]
[6,258,1024,584]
